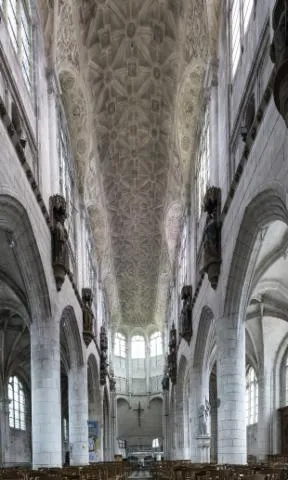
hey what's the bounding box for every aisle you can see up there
[128,470,153,479]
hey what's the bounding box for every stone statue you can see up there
[202,187,221,289]
[270,1,288,67]
[100,326,108,385]
[168,324,177,384]
[162,361,170,391]
[198,399,210,435]
[109,366,116,392]
[50,195,69,291]
[82,288,94,346]
[180,285,192,343]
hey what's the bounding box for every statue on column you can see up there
[50,195,69,291]
[198,399,210,435]
[100,326,108,385]
[109,366,116,392]
[82,288,94,346]
[270,0,288,126]
[180,285,193,343]
[168,324,177,385]
[162,359,170,391]
[202,187,221,289]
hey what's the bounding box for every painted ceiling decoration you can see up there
[38,0,221,329]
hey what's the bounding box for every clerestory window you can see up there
[150,331,162,357]
[230,0,254,78]
[58,108,76,255]
[196,108,210,220]
[0,0,33,90]
[8,376,26,430]
[114,332,126,358]
[85,224,97,293]
[131,335,145,359]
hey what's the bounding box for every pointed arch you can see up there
[193,306,214,369]
[224,188,288,325]
[0,194,51,322]
[60,306,83,369]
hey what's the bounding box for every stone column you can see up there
[216,315,246,464]
[110,390,117,460]
[69,364,89,465]
[31,321,62,468]
[0,397,10,467]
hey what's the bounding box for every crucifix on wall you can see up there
[134,401,144,427]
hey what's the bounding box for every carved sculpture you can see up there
[270,0,288,126]
[198,399,210,435]
[109,366,116,392]
[50,195,69,291]
[180,285,193,343]
[202,187,221,289]
[162,360,170,391]
[100,326,108,385]
[168,323,177,385]
[82,288,94,346]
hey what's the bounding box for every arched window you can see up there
[230,0,254,78]
[178,221,188,289]
[8,376,26,430]
[152,438,159,448]
[0,0,33,90]
[246,366,258,425]
[150,332,162,357]
[58,108,76,256]
[114,332,126,358]
[196,107,210,219]
[131,335,145,359]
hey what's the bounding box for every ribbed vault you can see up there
[38,0,221,329]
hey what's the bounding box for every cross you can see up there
[134,401,144,427]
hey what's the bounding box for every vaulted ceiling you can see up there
[38,0,221,329]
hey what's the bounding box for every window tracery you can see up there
[8,376,26,430]
[114,332,126,358]
[0,0,32,90]
[150,331,162,357]
[231,0,254,78]
[58,108,76,256]
[85,224,96,293]
[131,335,145,359]
[196,108,210,220]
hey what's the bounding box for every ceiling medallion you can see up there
[153,67,161,80]
[126,22,136,39]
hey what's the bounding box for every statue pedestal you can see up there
[196,435,210,463]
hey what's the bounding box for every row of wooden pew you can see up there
[0,461,132,480]
[2,458,288,480]
[150,459,288,480]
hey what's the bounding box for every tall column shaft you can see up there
[69,364,88,465]
[31,321,62,468]
[216,316,246,464]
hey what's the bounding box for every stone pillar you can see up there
[31,321,62,468]
[162,391,169,458]
[69,364,89,465]
[0,397,10,467]
[110,390,117,459]
[216,315,246,464]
